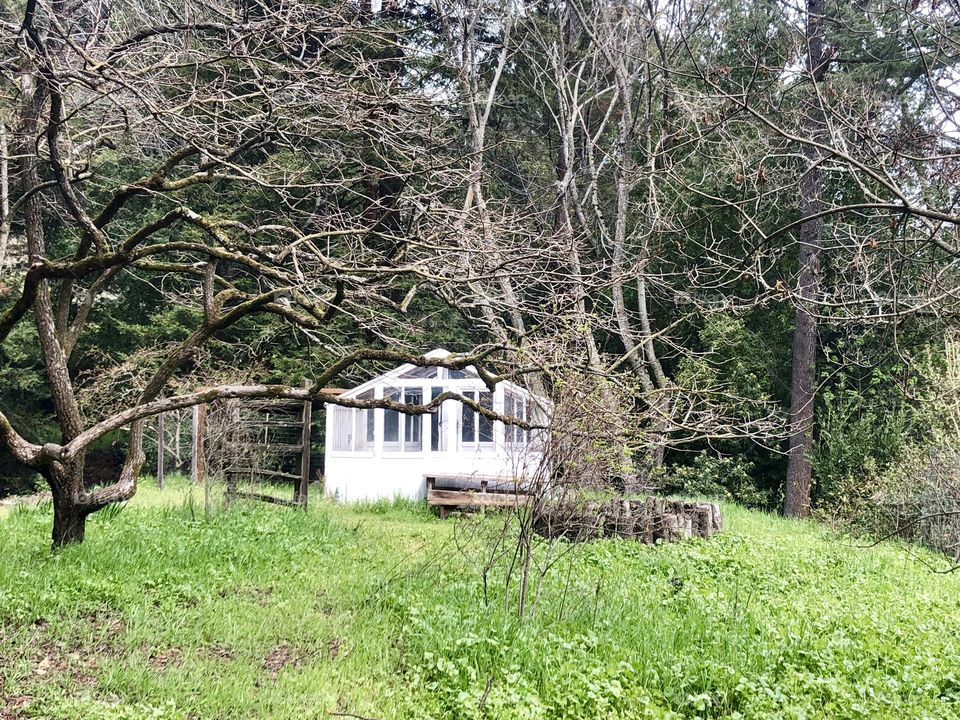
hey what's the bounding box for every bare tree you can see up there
[0,0,546,546]
[439,1,787,473]
[679,0,960,511]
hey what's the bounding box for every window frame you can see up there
[460,389,495,452]
[402,388,423,452]
[503,389,528,447]
[430,386,447,452]
[381,384,425,454]
[329,395,376,455]
[382,386,402,452]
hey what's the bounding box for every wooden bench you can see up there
[425,475,532,518]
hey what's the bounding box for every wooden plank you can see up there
[225,399,240,502]
[427,489,531,508]
[427,474,515,484]
[225,442,304,453]
[189,403,210,517]
[237,420,304,429]
[191,403,206,487]
[424,474,527,495]
[228,468,303,481]
[231,491,300,507]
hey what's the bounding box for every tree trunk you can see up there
[784,0,827,518]
[52,502,87,547]
[784,297,818,517]
[48,464,88,548]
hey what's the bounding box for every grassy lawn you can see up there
[2,481,960,719]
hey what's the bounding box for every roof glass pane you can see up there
[399,366,438,379]
[447,367,479,379]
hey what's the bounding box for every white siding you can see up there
[322,353,547,502]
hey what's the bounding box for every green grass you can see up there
[2,481,960,719]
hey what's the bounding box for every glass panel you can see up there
[431,386,445,452]
[478,391,493,443]
[404,389,422,451]
[528,400,545,451]
[383,387,400,445]
[332,406,353,451]
[518,395,528,445]
[461,391,475,444]
[508,392,527,445]
[354,410,369,450]
[355,390,373,451]
[399,366,438,379]
[448,367,479,379]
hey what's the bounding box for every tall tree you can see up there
[784,0,830,517]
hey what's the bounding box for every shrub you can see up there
[661,452,770,509]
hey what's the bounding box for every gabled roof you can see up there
[337,348,542,404]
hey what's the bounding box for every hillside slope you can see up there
[1,484,959,719]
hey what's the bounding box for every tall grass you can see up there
[2,481,960,719]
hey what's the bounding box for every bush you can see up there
[661,452,770,509]
[826,447,960,561]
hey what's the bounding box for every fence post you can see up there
[298,379,313,508]
[157,412,165,489]
[191,403,206,487]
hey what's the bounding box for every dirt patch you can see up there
[0,694,33,720]
[327,637,343,660]
[27,640,101,688]
[32,653,65,678]
[72,609,127,660]
[247,587,274,608]
[203,644,236,662]
[143,646,182,672]
[262,645,301,676]
[0,492,51,514]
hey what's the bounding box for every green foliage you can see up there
[662,453,770,509]
[811,331,927,507]
[675,315,783,415]
[349,496,436,520]
[812,386,908,505]
[667,315,786,507]
[0,316,53,440]
[25,698,188,720]
[398,507,960,720]
[820,337,960,549]
[3,483,960,718]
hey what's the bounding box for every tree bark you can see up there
[49,465,88,548]
[52,499,87,547]
[784,0,828,518]
[15,41,92,544]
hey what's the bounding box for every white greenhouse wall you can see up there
[324,448,538,502]
[322,361,545,502]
